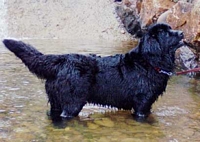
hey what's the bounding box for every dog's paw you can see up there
[132,112,149,122]
[47,109,64,122]
[60,110,73,119]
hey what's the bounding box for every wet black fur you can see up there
[3,23,184,121]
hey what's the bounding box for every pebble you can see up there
[120,29,125,34]
[0,110,6,113]
[98,137,110,142]
[87,122,99,129]
[121,138,143,142]
[64,127,71,131]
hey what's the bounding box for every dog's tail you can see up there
[3,39,59,79]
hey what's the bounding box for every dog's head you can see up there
[139,23,184,55]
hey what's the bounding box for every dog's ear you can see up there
[139,33,162,55]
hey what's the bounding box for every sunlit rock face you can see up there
[139,0,174,27]
[116,0,199,45]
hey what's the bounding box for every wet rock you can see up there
[14,127,31,133]
[121,138,143,142]
[175,45,198,70]
[139,0,174,27]
[156,106,187,117]
[87,122,99,129]
[165,1,200,43]
[98,137,110,142]
[0,110,6,113]
[39,134,47,139]
[94,118,115,127]
[62,136,69,140]
[64,127,71,131]
[181,128,195,137]
[14,133,34,142]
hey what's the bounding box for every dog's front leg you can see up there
[132,95,155,119]
[60,101,86,119]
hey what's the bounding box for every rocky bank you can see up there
[0,0,199,69]
[116,0,200,44]
[115,0,199,69]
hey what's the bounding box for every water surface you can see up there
[0,39,200,142]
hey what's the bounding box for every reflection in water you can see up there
[0,39,200,142]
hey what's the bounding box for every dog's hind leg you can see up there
[59,85,89,118]
[46,90,86,120]
[46,92,63,121]
[56,78,90,119]
[45,80,64,121]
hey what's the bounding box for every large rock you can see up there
[164,1,200,46]
[139,0,174,27]
[176,46,198,70]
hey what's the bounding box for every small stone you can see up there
[64,127,71,131]
[0,110,6,113]
[122,138,142,142]
[98,137,110,142]
[87,122,99,129]
[120,30,125,34]
[94,118,115,127]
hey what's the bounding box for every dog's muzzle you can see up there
[172,30,185,49]
[177,31,184,38]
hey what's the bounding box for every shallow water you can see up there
[0,39,200,142]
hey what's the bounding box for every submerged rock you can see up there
[94,118,115,127]
[87,122,99,129]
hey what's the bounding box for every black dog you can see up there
[3,23,184,121]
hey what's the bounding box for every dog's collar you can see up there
[138,55,174,76]
[154,67,173,76]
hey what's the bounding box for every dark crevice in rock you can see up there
[115,5,143,38]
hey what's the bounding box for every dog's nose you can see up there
[178,31,184,38]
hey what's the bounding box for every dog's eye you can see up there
[165,32,169,37]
